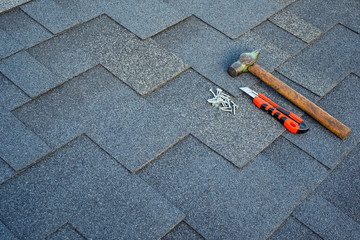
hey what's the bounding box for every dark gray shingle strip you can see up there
[260,137,328,191]
[13,66,187,172]
[283,74,359,169]
[285,0,360,32]
[102,0,188,39]
[0,29,23,59]
[0,8,52,48]
[0,157,15,184]
[293,194,360,240]
[270,217,322,240]
[0,0,31,14]
[316,145,360,223]
[0,72,29,110]
[27,15,187,96]
[46,223,85,240]
[277,25,359,96]
[0,51,65,97]
[166,0,286,39]
[162,222,205,240]
[0,106,51,171]
[137,135,307,239]
[0,220,18,240]
[21,0,80,34]
[0,135,184,239]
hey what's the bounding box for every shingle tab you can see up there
[0,51,65,97]
[163,222,205,240]
[146,69,285,167]
[270,10,322,43]
[13,66,187,172]
[101,0,188,39]
[0,106,51,170]
[293,194,360,240]
[0,221,18,240]
[316,145,360,223]
[0,29,23,59]
[284,74,359,168]
[285,0,360,32]
[277,25,359,96]
[0,157,15,183]
[102,38,189,96]
[47,223,85,240]
[270,217,322,240]
[0,135,184,239]
[0,73,29,110]
[153,16,290,96]
[137,135,307,239]
[53,0,102,24]
[166,0,285,39]
[251,21,307,55]
[21,0,80,34]
[260,137,328,190]
[27,15,135,79]
[0,8,52,48]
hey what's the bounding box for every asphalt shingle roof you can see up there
[0,0,359,239]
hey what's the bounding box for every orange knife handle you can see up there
[253,96,303,134]
[258,92,304,123]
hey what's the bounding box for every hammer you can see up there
[228,50,351,139]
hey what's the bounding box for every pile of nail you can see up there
[207,88,238,115]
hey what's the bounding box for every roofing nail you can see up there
[209,88,217,97]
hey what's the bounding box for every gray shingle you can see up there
[13,66,130,149]
[162,222,205,240]
[13,66,187,172]
[0,0,31,13]
[102,38,189,96]
[0,51,65,97]
[0,157,15,183]
[270,217,322,240]
[21,0,80,34]
[0,221,18,240]
[101,0,188,39]
[0,73,29,110]
[285,0,360,32]
[293,194,360,240]
[53,0,102,24]
[27,15,135,79]
[146,69,285,167]
[153,16,290,96]
[270,9,323,43]
[0,135,184,240]
[0,106,50,170]
[0,29,23,59]
[47,223,85,240]
[0,8,52,48]
[251,21,307,55]
[260,137,328,190]
[277,25,359,97]
[284,74,359,168]
[316,145,360,223]
[166,0,285,39]
[138,135,307,239]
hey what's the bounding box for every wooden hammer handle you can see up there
[248,64,351,139]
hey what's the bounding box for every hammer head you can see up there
[228,50,260,77]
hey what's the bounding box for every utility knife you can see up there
[240,87,309,134]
